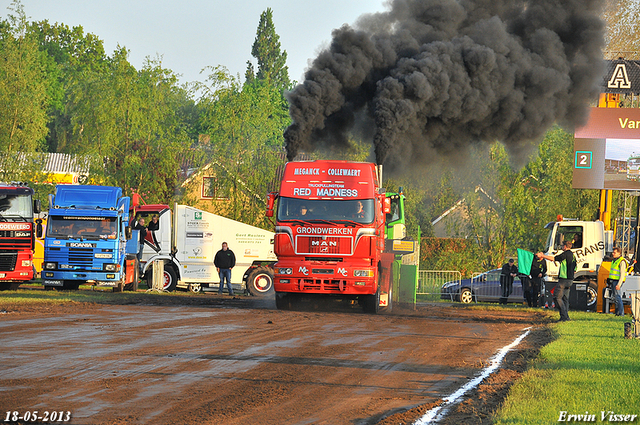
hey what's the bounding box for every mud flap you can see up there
[125,258,137,284]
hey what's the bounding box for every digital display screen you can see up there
[573,107,640,190]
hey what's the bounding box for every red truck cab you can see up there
[269,160,393,312]
[0,184,40,289]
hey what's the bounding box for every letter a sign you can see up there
[608,64,631,89]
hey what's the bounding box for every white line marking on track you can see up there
[413,327,532,425]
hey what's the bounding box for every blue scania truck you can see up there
[42,185,139,291]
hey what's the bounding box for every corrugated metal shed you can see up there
[9,152,92,174]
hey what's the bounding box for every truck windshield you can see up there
[545,225,583,251]
[0,193,32,219]
[47,216,117,240]
[277,197,375,224]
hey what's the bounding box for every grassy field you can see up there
[495,311,640,424]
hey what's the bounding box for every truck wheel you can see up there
[459,287,473,304]
[586,281,598,310]
[361,287,380,314]
[275,292,292,310]
[246,267,274,297]
[189,283,202,293]
[62,281,80,290]
[163,266,178,292]
[379,284,393,314]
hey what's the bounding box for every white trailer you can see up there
[135,203,276,296]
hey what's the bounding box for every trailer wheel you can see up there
[163,265,178,292]
[246,267,274,297]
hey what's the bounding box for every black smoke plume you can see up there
[284,0,605,168]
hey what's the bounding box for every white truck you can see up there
[542,217,613,310]
[133,203,276,297]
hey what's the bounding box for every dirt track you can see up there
[0,292,552,425]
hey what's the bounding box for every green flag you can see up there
[517,248,534,275]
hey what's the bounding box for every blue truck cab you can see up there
[42,185,139,291]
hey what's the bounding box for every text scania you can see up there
[297,227,354,235]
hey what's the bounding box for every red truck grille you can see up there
[0,252,18,272]
[295,236,352,255]
[0,234,32,250]
[299,278,344,291]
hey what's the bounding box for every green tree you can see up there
[461,127,599,270]
[194,66,291,228]
[603,0,640,57]
[28,20,107,152]
[406,126,599,273]
[247,8,290,91]
[66,48,196,202]
[0,0,49,152]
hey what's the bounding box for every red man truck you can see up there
[0,183,41,290]
[266,160,406,313]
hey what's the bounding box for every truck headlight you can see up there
[354,269,374,277]
[45,262,57,270]
[104,264,117,271]
[22,260,32,267]
[276,267,293,275]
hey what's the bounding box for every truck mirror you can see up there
[266,193,276,217]
[125,227,132,240]
[33,199,41,214]
[383,198,391,214]
[36,219,43,238]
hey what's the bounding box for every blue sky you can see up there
[4,0,388,85]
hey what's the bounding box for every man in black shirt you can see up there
[214,242,236,295]
[133,218,147,264]
[537,241,575,322]
[499,259,517,305]
[530,254,547,308]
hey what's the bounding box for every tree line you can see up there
[0,2,290,220]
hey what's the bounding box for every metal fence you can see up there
[417,269,529,305]
[417,270,463,302]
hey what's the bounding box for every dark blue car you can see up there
[440,269,524,304]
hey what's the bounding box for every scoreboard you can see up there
[573,107,640,190]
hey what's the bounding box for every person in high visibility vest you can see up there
[608,247,627,317]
